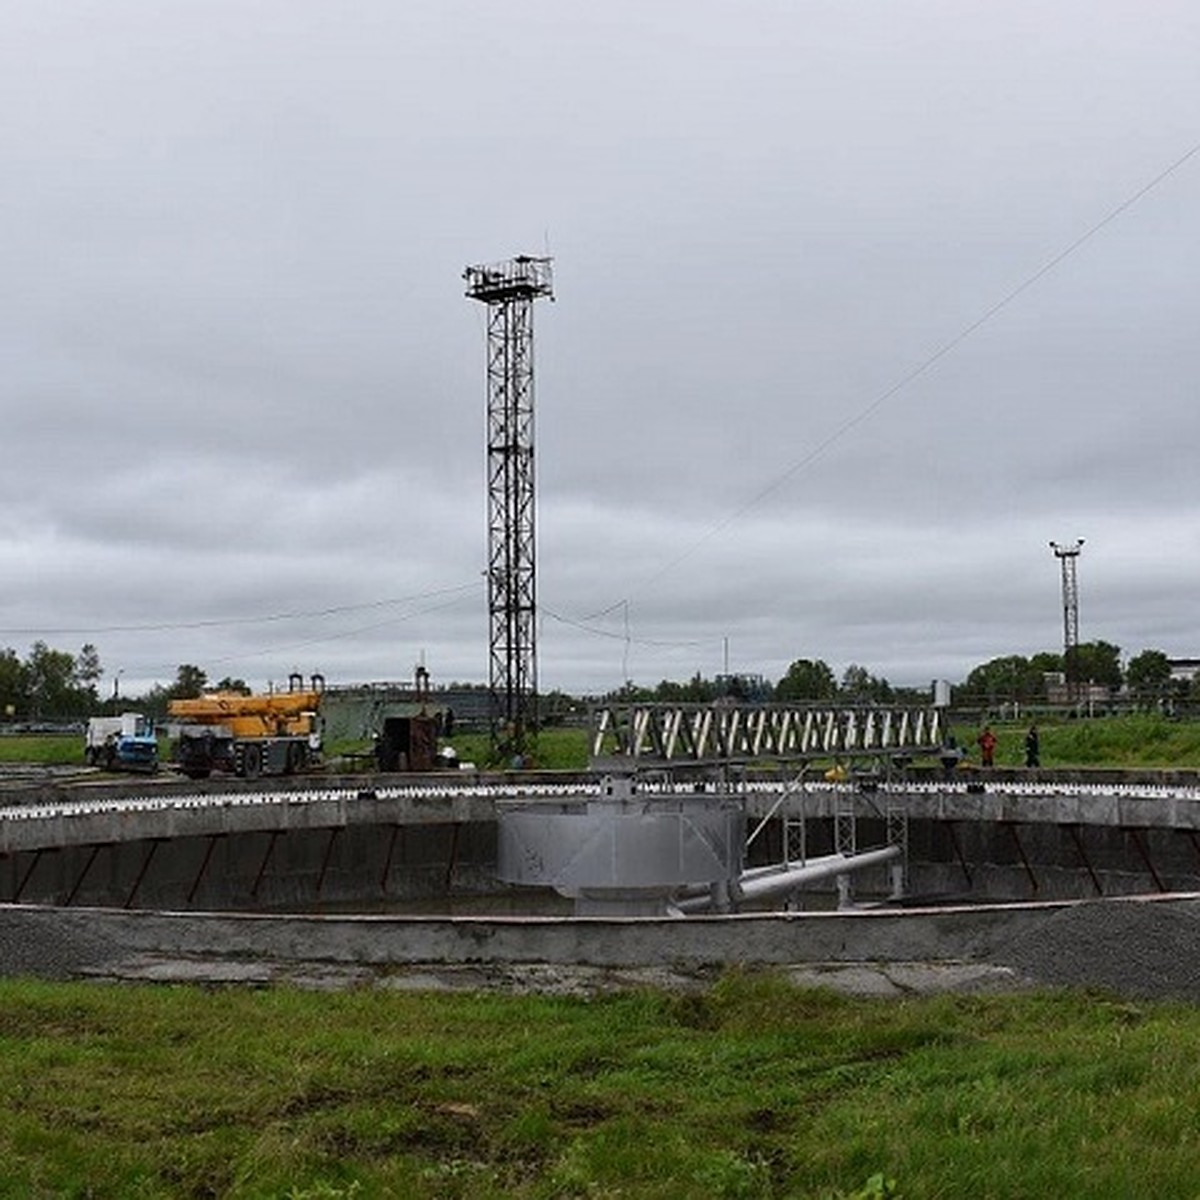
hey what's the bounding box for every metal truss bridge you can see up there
[588,702,945,764]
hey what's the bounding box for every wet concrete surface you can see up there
[76,953,1026,998]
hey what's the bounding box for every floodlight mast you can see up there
[1050,539,1085,701]
[464,256,554,761]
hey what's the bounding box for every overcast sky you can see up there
[3,1,1199,698]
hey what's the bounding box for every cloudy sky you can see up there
[3,1,1199,698]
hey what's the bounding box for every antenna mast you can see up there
[1050,539,1085,701]
[464,255,554,760]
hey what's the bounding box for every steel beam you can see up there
[251,830,281,900]
[125,839,163,909]
[1004,823,1039,895]
[1065,824,1103,896]
[188,834,222,906]
[66,844,106,907]
[1126,827,1166,892]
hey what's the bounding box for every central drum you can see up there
[497,774,745,916]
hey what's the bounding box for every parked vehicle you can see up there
[84,712,159,773]
[168,674,324,780]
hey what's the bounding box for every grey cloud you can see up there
[4,1,1200,698]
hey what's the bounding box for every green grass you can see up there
[0,734,81,766]
[495,718,1200,773]
[484,717,1200,774]
[8,715,1200,773]
[951,714,1200,770]
[0,973,1199,1197]
[450,727,589,771]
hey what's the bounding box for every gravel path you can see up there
[0,908,121,980]
[988,896,1200,1002]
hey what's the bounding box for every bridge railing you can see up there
[589,703,944,764]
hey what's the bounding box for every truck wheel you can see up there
[85,747,97,767]
[242,744,262,779]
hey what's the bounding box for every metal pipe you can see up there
[676,845,902,913]
[671,859,798,902]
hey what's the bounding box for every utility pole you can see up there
[1050,539,1084,702]
[464,255,554,763]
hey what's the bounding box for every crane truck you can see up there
[168,674,324,780]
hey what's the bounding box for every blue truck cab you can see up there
[85,712,159,772]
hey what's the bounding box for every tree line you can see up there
[610,663,913,706]
[0,648,247,725]
[608,643,1194,709]
[960,643,1190,707]
[0,639,1192,724]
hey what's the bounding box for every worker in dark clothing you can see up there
[1024,724,1040,769]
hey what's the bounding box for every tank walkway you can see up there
[3,772,1200,854]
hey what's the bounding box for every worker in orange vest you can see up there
[977,725,998,768]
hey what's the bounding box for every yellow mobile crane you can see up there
[168,673,324,779]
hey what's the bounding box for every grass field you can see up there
[0,734,81,766]
[518,716,1200,772]
[947,714,1200,770]
[7,714,1200,772]
[1,972,1198,1198]
[3,721,1200,1195]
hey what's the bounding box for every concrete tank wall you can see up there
[5,808,1200,912]
[2,821,498,911]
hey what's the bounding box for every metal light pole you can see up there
[464,255,554,762]
[1050,539,1084,702]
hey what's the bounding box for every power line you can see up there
[196,590,480,672]
[543,606,715,650]
[0,581,482,638]
[615,136,1200,603]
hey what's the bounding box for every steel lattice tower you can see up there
[464,255,554,757]
[1050,539,1085,698]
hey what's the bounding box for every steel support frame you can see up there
[1125,827,1166,892]
[484,295,538,749]
[885,797,909,899]
[316,828,341,900]
[444,822,462,890]
[188,834,223,906]
[1004,822,1039,895]
[251,830,281,900]
[66,844,107,907]
[13,848,44,903]
[1059,553,1080,657]
[1065,823,1103,896]
[589,702,943,764]
[783,795,808,868]
[125,839,163,909]
[466,257,552,757]
[1051,540,1083,699]
[946,820,974,888]
[834,788,857,908]
[380,824,402,894]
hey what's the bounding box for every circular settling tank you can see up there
[497,774,745,915]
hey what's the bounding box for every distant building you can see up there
[320,682,447,744]
[1168,659,1200,684]
[1043,671,1067,705]
[1044,672,1110,707]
